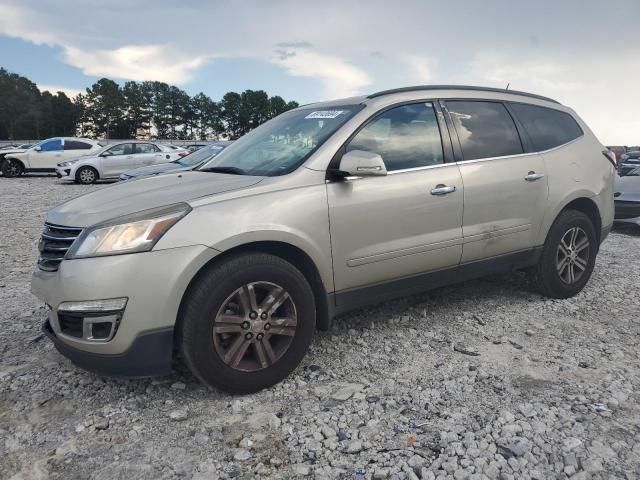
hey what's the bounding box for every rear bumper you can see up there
[43,318,173,377]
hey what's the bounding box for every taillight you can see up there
[602,150,617,168]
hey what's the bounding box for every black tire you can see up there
[532,209,597,298]
[75,166,98,184]
[179,253,316,394]
[1,158,24,178]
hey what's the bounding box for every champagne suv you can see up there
[31,86,615,393]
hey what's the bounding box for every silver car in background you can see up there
[614,166,640,226]
[119,142,231,181]
[31,85,615,393]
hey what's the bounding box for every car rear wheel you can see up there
[179,253,316,394]
[532,209,597,298]
[1,158,24,178]
[76,166,98,184]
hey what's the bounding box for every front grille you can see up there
[37,223,82,272]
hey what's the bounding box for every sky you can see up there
[0,0,638,144]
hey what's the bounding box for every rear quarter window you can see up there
[509,103,583,151]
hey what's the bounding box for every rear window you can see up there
[509,103,583,151]
[446,101,523,161]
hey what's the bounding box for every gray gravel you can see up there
[1,176,640,480]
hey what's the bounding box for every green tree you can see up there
[85,78,125,138]
[122,81,152,138]
[220,91,243,139]
[0,68,40,139]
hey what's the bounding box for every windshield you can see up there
[177,144,226,167]
[198,105,361,176]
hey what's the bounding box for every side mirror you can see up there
[34,146,42,152]
[100,151,112,157]
[337,150,387,177]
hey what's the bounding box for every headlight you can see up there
[67,203,191,259]
[59,159,80,167]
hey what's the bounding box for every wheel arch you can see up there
[175,240,333,348]
[542,195,603,246]
[4,155,26,170]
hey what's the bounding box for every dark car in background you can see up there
[185,144,208,152]
[620,150,640,166]
[614,166,640,227]
[119,141,231,180]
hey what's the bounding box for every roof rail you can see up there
[366,85,560,104]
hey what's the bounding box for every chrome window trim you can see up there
[387,162,453,175]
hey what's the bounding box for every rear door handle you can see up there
[430,184,456,195]
[524,171,545,182]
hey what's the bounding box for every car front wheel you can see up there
[532,209,597,298]
[75,166,98,184]
[179,253,316,394]
[1,158,24,177]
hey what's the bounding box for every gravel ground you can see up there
[1,176,640,480]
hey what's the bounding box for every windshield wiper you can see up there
[199,166,246,175]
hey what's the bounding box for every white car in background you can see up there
[56,141,183,184]
[1,137,102,177]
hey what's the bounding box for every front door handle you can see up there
[430,184,456,195]
[524,171,545,182]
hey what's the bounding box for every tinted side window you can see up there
[40,139,63,151]
[135,143,160,154]
[510,103,583,151]
[446,101,523,160]
[107,143,134,156]
[65,140,93,150]
[347,102,444,171]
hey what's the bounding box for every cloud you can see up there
[62,45,211,84]
[37,84,83,98]
[465,52,640,144]
[275,41,312,49]
[270,49,371,98]
[403,54,434,84]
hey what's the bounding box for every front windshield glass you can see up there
[198,105,361,176]
[178,144,226,167]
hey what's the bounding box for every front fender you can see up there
[156,182,335,293]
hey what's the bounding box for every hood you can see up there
[1,148,27,156]
[123,162,188,178]
[47,171,264,227]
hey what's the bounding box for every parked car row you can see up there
[0,138,229,183]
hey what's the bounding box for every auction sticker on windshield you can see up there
[305,110,345,119]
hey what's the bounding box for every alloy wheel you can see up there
[213,281,298,372]
[556,226,590,284]
[79,168,95,184]
[6,160,21,176]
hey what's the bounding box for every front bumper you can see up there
[43,319,174,377]
[31,244,218,371]
[54,166,73,179]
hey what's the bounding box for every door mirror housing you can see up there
[100,150,112,157]
[337,150,387,177]
[33,146,42,152]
